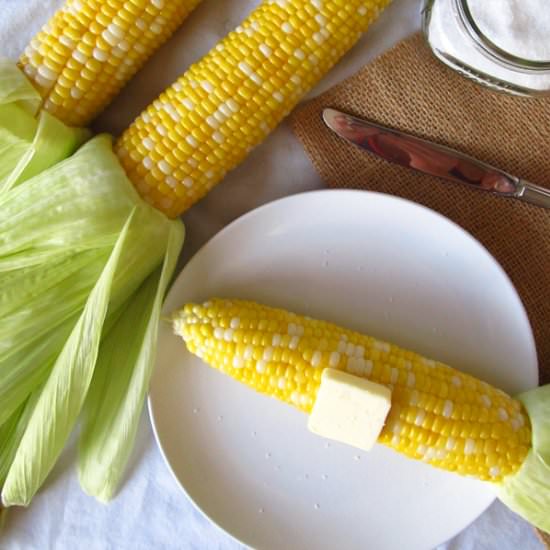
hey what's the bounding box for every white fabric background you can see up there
[0,0,545,548]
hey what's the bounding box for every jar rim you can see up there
[458,0,550,70]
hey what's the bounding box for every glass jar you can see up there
[422,0,550,96]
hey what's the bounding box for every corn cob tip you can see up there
[19,0,202,127]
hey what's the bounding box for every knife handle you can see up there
[518,180,550,209]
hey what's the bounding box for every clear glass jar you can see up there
[422,0,550,96]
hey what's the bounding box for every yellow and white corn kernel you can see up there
[173,298,532,483]
[19,0,202,126]
[116,0,390,217]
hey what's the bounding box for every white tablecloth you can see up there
[0,1,545,548]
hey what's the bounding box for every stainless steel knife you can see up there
[322,108,550,209]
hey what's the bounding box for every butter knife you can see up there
[322,108,550,209]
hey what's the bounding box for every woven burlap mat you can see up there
[292,33,550,546]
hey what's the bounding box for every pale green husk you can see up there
[0,135,183,428]
[78,225,183,502]
[2,212,133,506]
[0,385,43,490]
[498,385,550,534]
[0,59,88,193]
[0,61,185,505]
[0,399,29,487]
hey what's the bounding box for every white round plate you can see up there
[149,190,537,550]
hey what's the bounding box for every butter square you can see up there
[308,368,392,452]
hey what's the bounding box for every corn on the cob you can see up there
[173,298,532,483]
[19,0,202,127]
[116,0,389,218]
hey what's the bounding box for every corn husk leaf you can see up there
[1,211,134,507]
[78,223,184,502]
[0,60,40,113]
[498,385,550,533]
[0,61,185,507]
[0,135,180,429]
[0,60,87,193]
[0,403,26,487]
[0,388,41,487]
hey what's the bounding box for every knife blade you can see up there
[322,108,550,209]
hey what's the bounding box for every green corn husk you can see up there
[0,392,40,488]
[78,227,182,502]
[498,385,550,533]
[0,61,184,505]
[0,384,42,535]
[0,406,25,487]
[2,210,135,506]
[0,60,88,192]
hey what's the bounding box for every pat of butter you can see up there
[308,368,392,452]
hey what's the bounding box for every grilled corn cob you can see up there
[116,0,390,217]
[174,298,532,483]
[19,0,202,126]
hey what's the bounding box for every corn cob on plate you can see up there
[148,191,543,550]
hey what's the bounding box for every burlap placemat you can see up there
[292,33,550,546]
